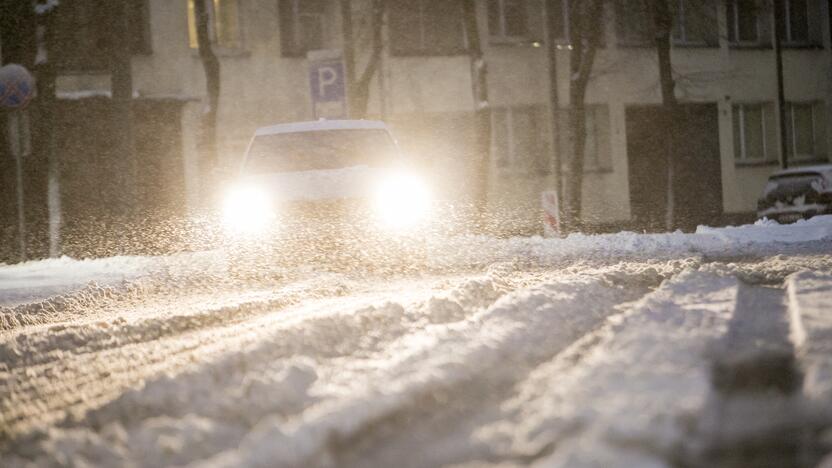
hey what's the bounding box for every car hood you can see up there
[240,166,385,202]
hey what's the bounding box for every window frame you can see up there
[670,0,718,47]
[726,0,761,45]
[553,105,612,174]
[786,101,826,162]
[188,0,243,51]
[487,0,547,44]
[548,0,571,44]
[615,0,653,47]
[279,0,326,57]
[491,105,549,176]
[783,0,810,45]
[389,0,468,56]
[733,102,775,164]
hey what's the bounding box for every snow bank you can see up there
[425,215,832,270]
[0,251,227,307]
[696,215,832,245]
[3,215,830,309]
[0,256,159,307]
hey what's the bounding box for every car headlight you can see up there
[373,172,431,229]
[222,185,275,235]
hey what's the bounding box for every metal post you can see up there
[7,110,28,261]
[545,0,563,204]
[773,0,789,169]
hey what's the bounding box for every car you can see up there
[757,164,832,223]
[221,119,431,240]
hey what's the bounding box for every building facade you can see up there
[50,0,832,233]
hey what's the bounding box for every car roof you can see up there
[770,164,832,178]
[254,119,388,136]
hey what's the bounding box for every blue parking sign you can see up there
[308,50,349,119]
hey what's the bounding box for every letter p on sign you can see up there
[308,50,348,119]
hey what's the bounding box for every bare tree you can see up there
[461,0,491,230]
[562,0,605,232]
[341,0,386,118]
[651,0,678,230]
[193,0,220,191]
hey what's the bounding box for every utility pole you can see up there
[773,0,789,169]
[545,0,562,207]
[34,1,61,257]
[340,0,357,117]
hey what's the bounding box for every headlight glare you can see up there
[373,172,431,229]
[222,185,275,235]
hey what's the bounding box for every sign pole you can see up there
[7,110,27,261]
[1,63,38,261]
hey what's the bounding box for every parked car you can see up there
[757,164,832,223]
[221,120,431,238]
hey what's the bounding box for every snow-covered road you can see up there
[2,218,832,467]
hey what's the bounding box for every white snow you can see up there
[0,255,159,307]
[2,217,832,467]
[477,271,741,467]
[787,271,832,400]
[0,251,226,307]
[3,215,831,307]
[254,119,388,136]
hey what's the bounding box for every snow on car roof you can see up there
[254,119,388,136]
[770,163,832,177]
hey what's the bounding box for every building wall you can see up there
[52,0,832,229]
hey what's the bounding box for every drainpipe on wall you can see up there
[773,0,789,169]
[545,0,562,208]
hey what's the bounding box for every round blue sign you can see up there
[0,64,36,109]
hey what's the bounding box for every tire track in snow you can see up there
[186,275,645,468]
[680,279,832,468]
[471,270,743,467]
[0,276,353,370]
[0,271,518,457]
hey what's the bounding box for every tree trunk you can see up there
[194,0,221,197]
[462,0,491,231]
[652,0,677,231]
[342,0,386,118]
[563,0,604,232]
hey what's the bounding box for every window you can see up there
[487,0,546,43]
[733,103,776,162]
[389,0,466,56]
[616,0,717,46]
[278,0,326,57]
[489,0,528,39]
[784,0,809,43]
[129,1,153,55]
[727,0,760,43]
[671,0,718,46]
[786,102,827,161]
[492,106,549,174]
[557,105,612,172]
[615,0,653,46]
[548,0,570,42]
[53,0,152,71]
[188,0,241,50]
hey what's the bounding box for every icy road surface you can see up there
[3,218,832,467]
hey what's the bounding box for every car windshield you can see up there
[244,129,398,174]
